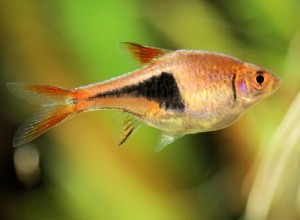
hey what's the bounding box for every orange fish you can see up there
[8,43,281,151]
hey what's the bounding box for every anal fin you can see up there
[118,117,140,146]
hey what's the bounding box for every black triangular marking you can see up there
[90,72,185,111]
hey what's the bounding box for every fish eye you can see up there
[256,74,264,84]
[253,70,269,89]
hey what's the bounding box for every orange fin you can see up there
[121,42,170,64]
[118,116,140,146]
[7,83,77,147]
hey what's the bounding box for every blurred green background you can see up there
[1,0,299,219]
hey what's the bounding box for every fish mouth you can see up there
[273,75,282,91]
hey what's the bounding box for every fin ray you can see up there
[7,83,73,106]
[13,105,76,147]
[118,116,140,146]
[8,83,77,147]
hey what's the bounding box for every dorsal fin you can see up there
[121,42,170,64]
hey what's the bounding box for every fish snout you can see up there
[272,75,282,91]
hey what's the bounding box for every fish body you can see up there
[8,43,281,151]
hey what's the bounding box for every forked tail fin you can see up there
[7,83,78,147]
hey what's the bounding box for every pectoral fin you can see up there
[155,132,183,152]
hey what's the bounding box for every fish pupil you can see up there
[256,74,264,84]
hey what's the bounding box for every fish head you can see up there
[235,63,281,104]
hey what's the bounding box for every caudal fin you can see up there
[7,83,78,147]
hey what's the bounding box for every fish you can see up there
[7,43,281,151]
